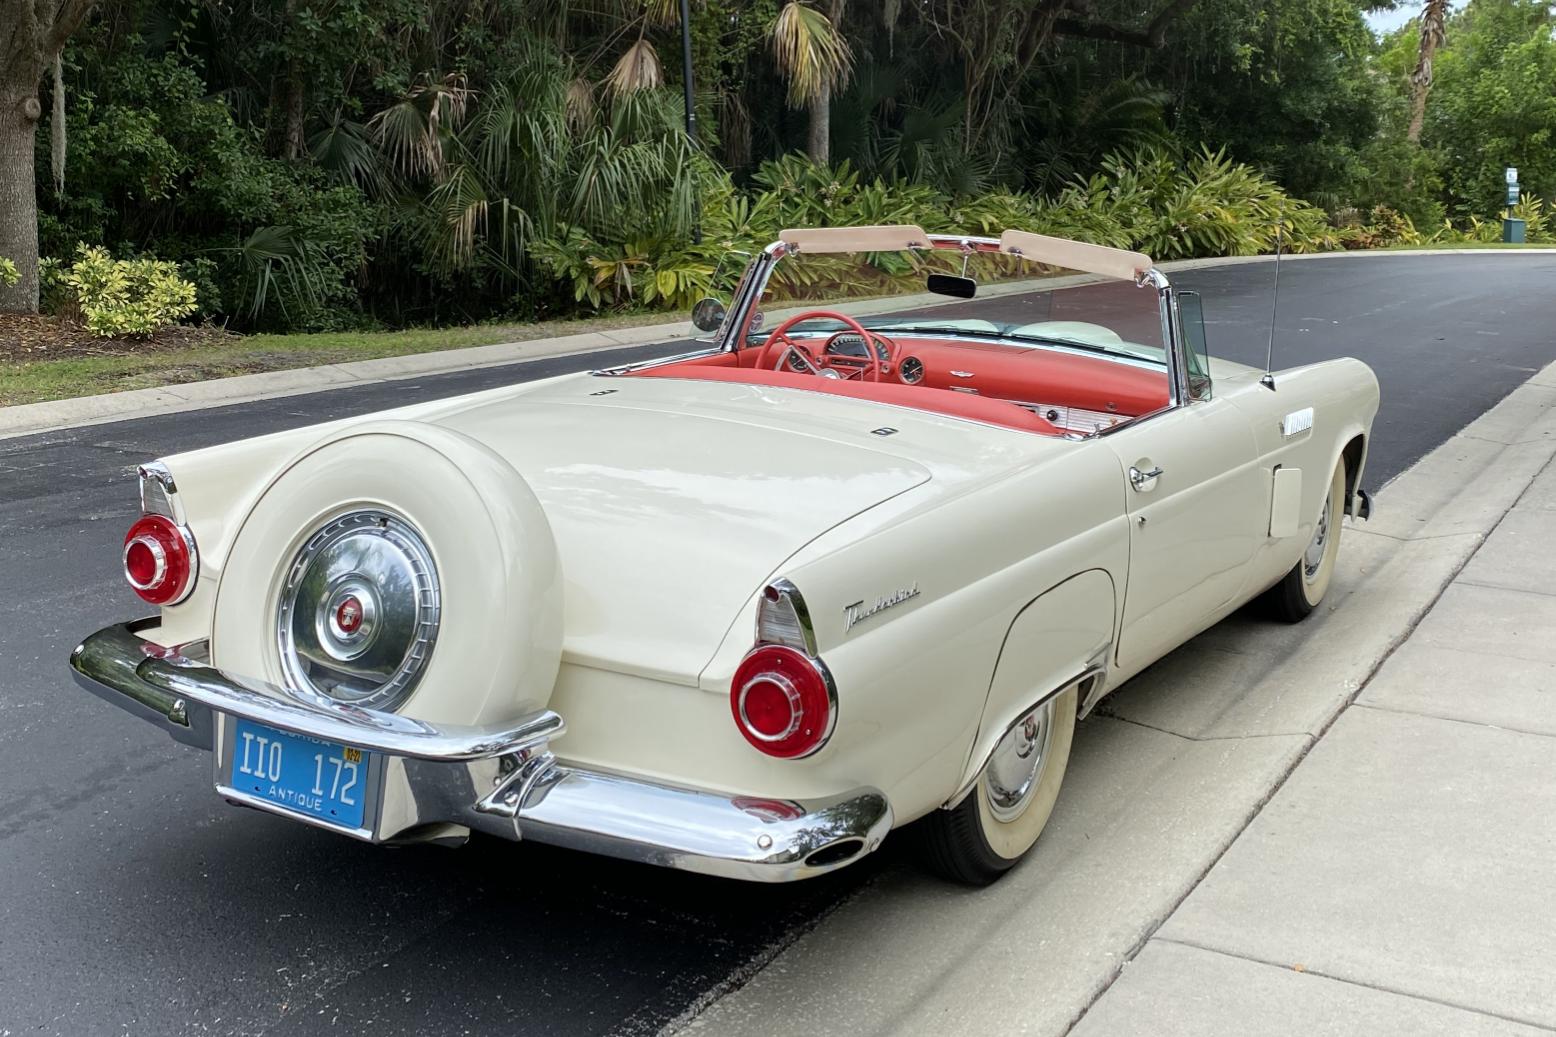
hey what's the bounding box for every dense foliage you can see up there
[21,0,1556,333]
[60,245,199,338]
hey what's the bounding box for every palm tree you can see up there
[365,43,700,279]
[770,1,853,163]
[1407,0,1449,143]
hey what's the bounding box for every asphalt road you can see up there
[3,253,1555,1036]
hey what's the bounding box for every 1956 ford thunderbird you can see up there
[70,226,1379,884]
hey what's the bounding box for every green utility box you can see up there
[1503,218,1527,243]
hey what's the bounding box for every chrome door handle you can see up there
[1129,465,1164,491]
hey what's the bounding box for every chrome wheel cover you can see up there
[1303,491,1332,583]
[984,698,1057,823]
[277,510,440,710]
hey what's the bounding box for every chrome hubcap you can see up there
[277,510,440,710]
[1303,492,1332,582]
[985,698,1056,822]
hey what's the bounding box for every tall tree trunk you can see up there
[1407,0,1448,144]
[1405,93,1427,145]
[283,65,306,160]
[280,0,306,160]
[805,0,846,165]
[0,91,43,312]
[0,0,95,313]
[807,82,830,164]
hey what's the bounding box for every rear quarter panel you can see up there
[676,440,1130,824]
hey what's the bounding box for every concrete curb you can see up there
[6,248,1555,441]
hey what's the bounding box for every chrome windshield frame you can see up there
[599,232,1192,431]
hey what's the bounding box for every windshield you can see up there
[741,249,1166,366]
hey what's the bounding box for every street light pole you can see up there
[680,0,697,146]
[680,0,701,244]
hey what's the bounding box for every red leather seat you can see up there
[633,365,1060,435]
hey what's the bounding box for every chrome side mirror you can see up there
[691,297,727,333]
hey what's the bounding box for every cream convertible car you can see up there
[71,226,1378,885]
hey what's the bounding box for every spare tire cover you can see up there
[213,420,562,727]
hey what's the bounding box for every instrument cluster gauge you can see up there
[899,356,925,384]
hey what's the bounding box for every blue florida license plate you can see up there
[229,719,371,831]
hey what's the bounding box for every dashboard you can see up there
[777,330,1170,434]
[788,333,892,370]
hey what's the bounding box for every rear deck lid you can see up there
[436,380,937,681]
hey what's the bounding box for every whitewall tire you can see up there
[919,685,1078,885]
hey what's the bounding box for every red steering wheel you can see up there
[757,310,897,382]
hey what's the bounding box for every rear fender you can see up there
[946,568,1116,804]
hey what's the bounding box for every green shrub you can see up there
[35,255,76,316]
[63,246,199,339]
[1050,146,1336,260]
[0,257,17,288]
[1338,206,1420,250]
[45,53,374,334]
[533,228,718,310]
[531,147,1383,315]
[1508,197,1553,242]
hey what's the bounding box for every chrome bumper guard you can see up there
[69,621,892,882]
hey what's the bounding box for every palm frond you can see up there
[370,98,439,180]
[770,2,852,108]
[566,77,598,130]
[605,39,664,96]
[309,118,389,196]
[640,0,681,29]
[369,73,476,181]
[223,225,328,319]
[424,164,491,268]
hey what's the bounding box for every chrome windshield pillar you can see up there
[714,240,789,354]
[1140,267,1189,409]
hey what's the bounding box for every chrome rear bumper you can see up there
[70,621,892,882]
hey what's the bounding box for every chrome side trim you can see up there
[70,620,561,760]
[944,653,1110,810]
[1076,659,1112,718]
[592,346,722,377]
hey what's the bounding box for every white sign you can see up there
[1507,167,1519,183]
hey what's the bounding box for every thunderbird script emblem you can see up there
[844,584,920,633]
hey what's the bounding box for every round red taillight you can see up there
[122,514,196,606]
[731,645,835,759]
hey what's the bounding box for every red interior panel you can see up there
[634,365,1061,435]
[635,336,1170,436]
[882,338,1168,416]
